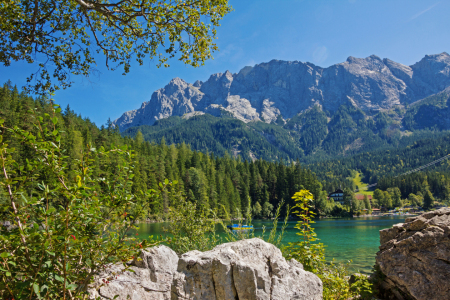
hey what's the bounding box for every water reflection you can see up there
[135,216,408,274]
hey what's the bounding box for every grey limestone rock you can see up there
[113,53,450,131]
[89,238,323,300]
[375,207,450,300]
[172,238,322,300]
[89,245,179,300]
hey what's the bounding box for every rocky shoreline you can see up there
[88,208,450,299]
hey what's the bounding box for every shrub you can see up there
[0,106,158,299]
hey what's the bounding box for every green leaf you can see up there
[52,117,58,125]
[52,129,58,136]
[33,283,41,299]
[46,207,56,215]
[21,193,28,203]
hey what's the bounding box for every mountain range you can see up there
[114,53,450,162]
[114,52,450,129]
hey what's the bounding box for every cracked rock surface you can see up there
[89,245,178,300]
[375,207,450,300]
[89,238,323,300]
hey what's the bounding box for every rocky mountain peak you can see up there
[113,53,450,131]
[422,52,449,61]
[164,77,189,94]
[238,66,253,77]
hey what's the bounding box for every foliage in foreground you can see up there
[0,107,159,299]
[284,190,374,300]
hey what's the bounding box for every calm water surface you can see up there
[135,215,408,274]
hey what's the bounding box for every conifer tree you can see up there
[423,189,435,210]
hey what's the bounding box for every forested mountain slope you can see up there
[123,88,450,163]
[123,114,304,162]
[308,132,450,192]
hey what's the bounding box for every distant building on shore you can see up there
[328,189,344,205]
[355,194,373,205]
[372,208,381,215]
[355,194,372,201]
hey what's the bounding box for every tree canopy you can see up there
[0,0,232,94]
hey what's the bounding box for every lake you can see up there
[134,215,409,274]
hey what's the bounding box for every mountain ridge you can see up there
[113,52,450,131]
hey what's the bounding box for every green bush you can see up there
[0,105,158,299]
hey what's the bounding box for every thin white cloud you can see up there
[312,46,329,65]
[410,2,440,20]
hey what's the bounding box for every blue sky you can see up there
[1,0,449,125]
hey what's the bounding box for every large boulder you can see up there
[89,238,323,300]
[172,238,322,300]
[375,208,450,300]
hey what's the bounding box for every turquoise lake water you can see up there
[135,215,408,274]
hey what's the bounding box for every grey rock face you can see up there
[89,238,323,300]
[375,208,450,300]
[89,245,179,300]
[113,53,450,131]
[172,238,322,300]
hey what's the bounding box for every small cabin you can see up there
[355,194,373,202]
[371,208,381,215]
[328,189,344,205]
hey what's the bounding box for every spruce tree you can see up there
[423,189,435,210]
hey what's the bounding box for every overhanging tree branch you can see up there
[0,0,232,95]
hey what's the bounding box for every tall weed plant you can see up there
[215,198,291,249]
[164,185,219,254]
[284,190,373,300]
